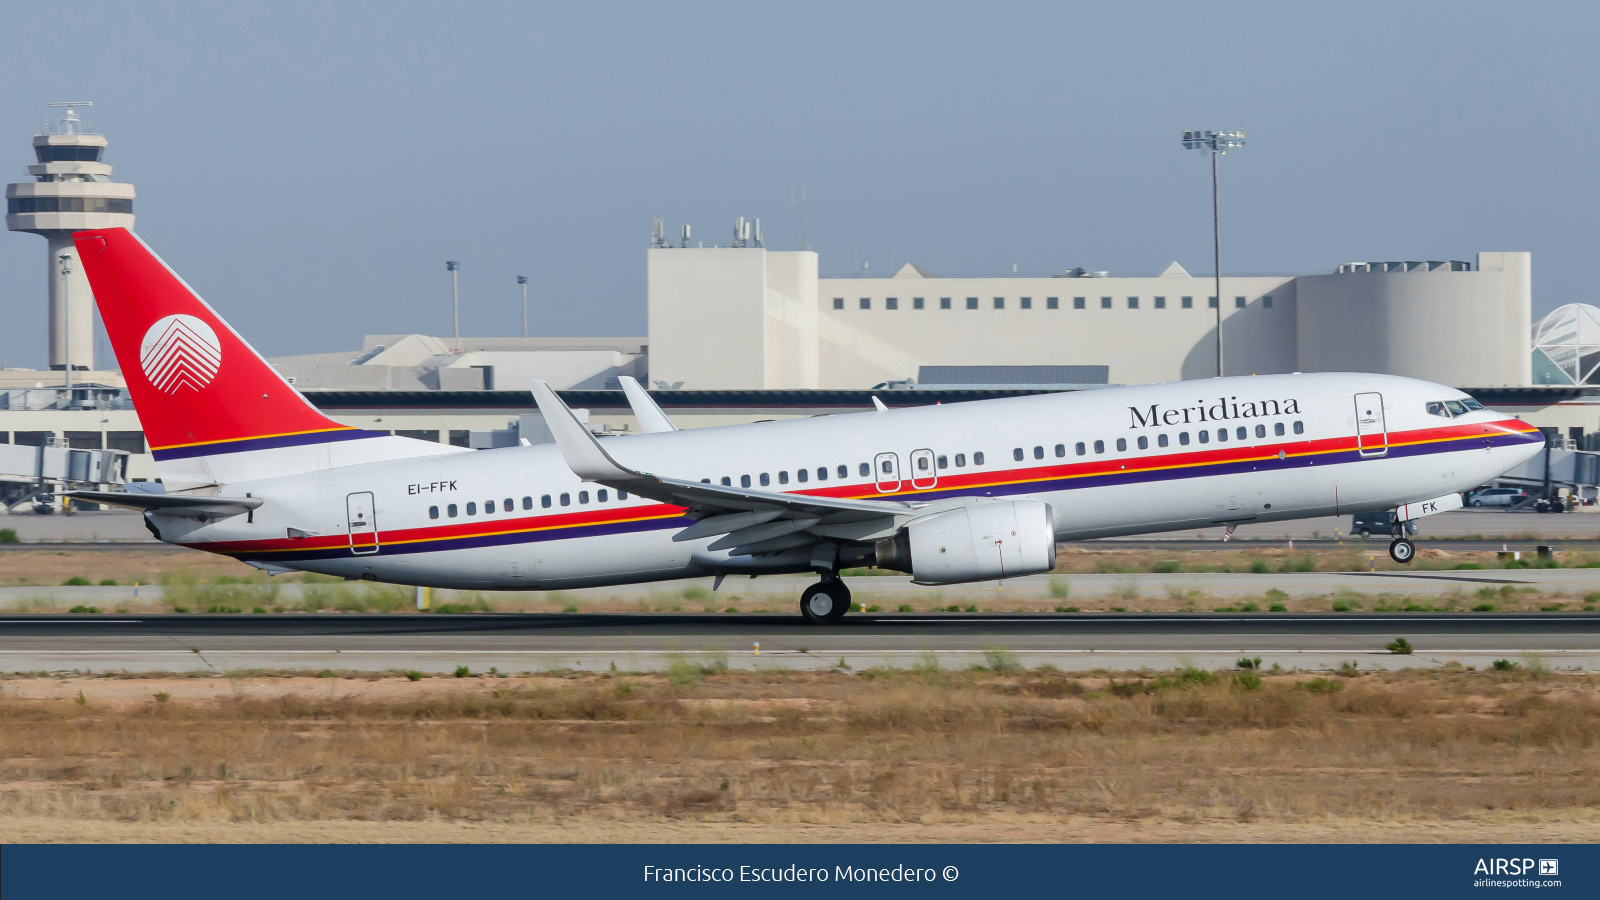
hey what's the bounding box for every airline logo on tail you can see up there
[139,314,221,393]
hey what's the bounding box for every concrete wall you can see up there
[1296,252,1532,387]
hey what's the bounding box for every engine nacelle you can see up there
[875,500,1056,585]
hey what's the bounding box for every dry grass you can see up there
[2,667,1598,842]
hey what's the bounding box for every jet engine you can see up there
[874,500,1056,584]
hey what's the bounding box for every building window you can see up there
[966,297,978,310]
[913,297,924,309]
[1208,296,1219,309]
[1181,296,1193,308]
[1073,297,1086,309]
[993,297,1004,309]
[859,298,870,310]
[108,431,146,453]
[833,298,844,310]
[886,297,898,310]
[1047,297,1059,309]
[1263,295,1274,309]
[429,506,439,519]
[1235,296,1246,308]
[1020,297,1032,309]
[940,297,952,309]
[1100,297,1112,309]
[449,430,471,447]
[1154,296,1166,309]
[1127,297,1139,309]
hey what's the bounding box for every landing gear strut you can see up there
[1388,538,1415,564]
[800,577,851,625]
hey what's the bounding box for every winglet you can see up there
[619,375,679,433]
[872,396,888,413]
[528,379,641,481]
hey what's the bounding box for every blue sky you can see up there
[1,1,1596,366]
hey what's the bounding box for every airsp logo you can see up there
[139,314,221,393]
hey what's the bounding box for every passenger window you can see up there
[598,489,608,502]
[486,500,496,514]
[880,460,892,474]
[1093,440,1105,454]
[1236,426,1247,440]
[429,506,439,520]
[1055,444,1065,457]
[1158,434,1169,447]
[1293,421,1304,435]
[860,463,870,476]
[579,491,589,504]
[504,497,513,510]
[1033,446,1044,459]
[778,471,788,484]
[838,465,848,478]
[1216,429,1227,442]
[1013,447,1024,461]
[1179,432,1190,445]
[541,494,552,508]
[759,473,770,486]
[448,504,458,517]
[1274,423,1285,437]
[619,490,628,500]
[955,454,967,467]
[1445,400,1468,416]
[974,452,985,465]
[466,502,477,515]
[560,493,571,506]
[1075,442,1086,456]
[522,496,532,510]
[721,477,732,486]
[1199,431,1210,444]
[817,467,828,481]
[741,475,752,488]
[917,456,929,470]
[1254,425,1265,439]
[1137,436,1148,450]
[936,455,947,469]
[797,469,808,482]
[1116,438,1127,451]
[1426,401,1449,417]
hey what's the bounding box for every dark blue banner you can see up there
[2,843,1593,898]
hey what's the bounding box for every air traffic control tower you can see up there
[5,102,135,372]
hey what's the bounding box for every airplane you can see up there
[65,228,1546,624]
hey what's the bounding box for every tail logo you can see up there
[139,314,222,393]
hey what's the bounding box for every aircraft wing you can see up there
[618,375,678,433]
[529,379,919,554]
[64,489,262,519]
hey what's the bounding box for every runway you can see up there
[4,612,1597,674]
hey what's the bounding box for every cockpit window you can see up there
[1425,401,1450,417]
[1460,397,1485,411]
[1445,400,1468,416]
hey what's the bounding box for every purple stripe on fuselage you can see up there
[153,429,386,461]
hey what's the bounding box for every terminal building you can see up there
[0,106,1596,509]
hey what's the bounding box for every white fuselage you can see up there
[153,373,1543,589]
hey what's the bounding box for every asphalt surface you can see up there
[4,612,1597,674]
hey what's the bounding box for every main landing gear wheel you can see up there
[800,580,851,625]
[1389,538,1416,564]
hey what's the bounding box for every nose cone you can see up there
[1502,426,1546,471]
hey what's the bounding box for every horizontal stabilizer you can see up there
[65,489,262,519]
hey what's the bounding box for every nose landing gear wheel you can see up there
[800,580,851,625]
[1389,538,1415,564]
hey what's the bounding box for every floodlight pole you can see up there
[517,275,529,337]
[1181,130,1245,378]
[446,261,460,339]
